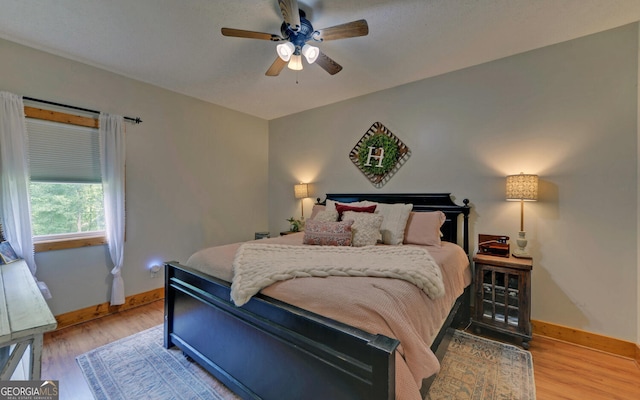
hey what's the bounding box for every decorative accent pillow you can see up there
[403,211,446,247]
[364,201,413,245]
[313,209,339,222]
[325,200,369,212]
[335,203,377,221]
[309,204,325,220]
[342,211,383,247]
[303,219,354,246]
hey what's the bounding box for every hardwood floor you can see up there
[528,335,640,399]
[41,300,164,400]
[42,300,640,399]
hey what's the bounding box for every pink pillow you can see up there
[335,204,377,220]
[303,219,354,246]
[403,211,446,247]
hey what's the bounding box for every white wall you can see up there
[269,24,639,341]
[0,38,269,315]
[637,24,640,348]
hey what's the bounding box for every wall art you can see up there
[349,122,411,188]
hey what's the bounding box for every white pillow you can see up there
[314,209,339,222]
[309,204,325,220]
[342,211,383,247]
[364,201,413,245]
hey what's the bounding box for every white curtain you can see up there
[99,113,126,305]
[0,92,51,298]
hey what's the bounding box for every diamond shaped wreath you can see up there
[349,122,411,188]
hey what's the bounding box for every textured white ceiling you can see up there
[1,0,639,120]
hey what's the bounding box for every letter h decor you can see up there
[349,122,411,188]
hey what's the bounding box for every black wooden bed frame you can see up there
[164,193,471,400]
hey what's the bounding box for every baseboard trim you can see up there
[54,287,164,331]
[532,319,637,359]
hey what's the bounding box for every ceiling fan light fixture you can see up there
[301,44,319,64]
[276,42,295,62]
[288,54,303,70]
[222,1,368,77]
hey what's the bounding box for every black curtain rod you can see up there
[23,96,142,124]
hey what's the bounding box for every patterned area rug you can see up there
[77,325,534,400]
[427,330,536,400]
[77,326,240,400]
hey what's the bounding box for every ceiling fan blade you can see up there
[221,28,285,41]
[315,51,343,75]
[265,56,288,76]
[314,19,369,41]
[278,0,301,32]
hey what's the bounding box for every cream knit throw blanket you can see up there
[231,243,444,306]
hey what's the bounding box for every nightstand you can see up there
[472,253,533,349]
[279,231,298,236]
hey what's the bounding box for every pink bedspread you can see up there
[186,233,471,400]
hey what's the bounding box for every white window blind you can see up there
[26,118,101,183]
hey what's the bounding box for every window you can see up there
[29,182,105,236]
[24,107,107,251]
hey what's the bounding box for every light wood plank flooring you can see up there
[42,300,164,400]
[42,300,640,399]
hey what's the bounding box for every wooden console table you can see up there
[0,259,57,380]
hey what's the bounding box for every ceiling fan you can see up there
[221,0,369,76]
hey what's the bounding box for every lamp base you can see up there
[512,231,532,259]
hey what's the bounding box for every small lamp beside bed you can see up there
[294,183,310,217]
[506,173,538,258]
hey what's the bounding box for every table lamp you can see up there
[294,183,309,218]
[506,173,538,258]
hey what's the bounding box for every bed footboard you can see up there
[165,262,400,400]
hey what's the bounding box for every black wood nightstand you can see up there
[472,253,533,349]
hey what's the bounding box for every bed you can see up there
[164,193,471,400]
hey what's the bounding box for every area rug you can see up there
[77,325,240,400]
[77,325,534,400]
[426,330,536,400]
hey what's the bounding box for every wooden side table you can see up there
[472,253,533,348]
[0,260,57,380]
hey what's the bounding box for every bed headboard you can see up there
[322,193,471,254]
